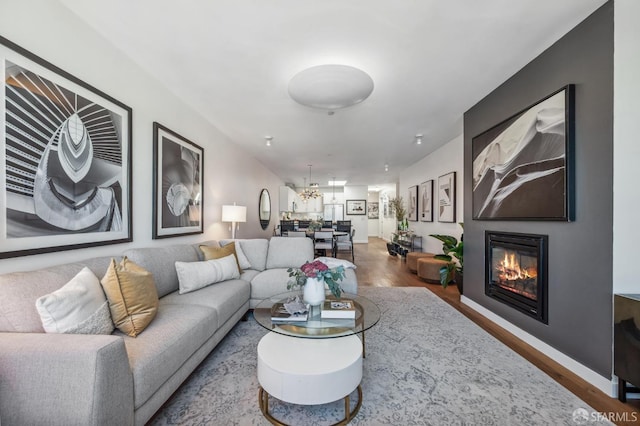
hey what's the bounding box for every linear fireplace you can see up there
[485,231,548,323]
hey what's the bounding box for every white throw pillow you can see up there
[175,254,240,294]
[315,257,357,270]
[233,241,252,270]
[35,267,114,334]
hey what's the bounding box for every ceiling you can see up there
[60,0,606,189]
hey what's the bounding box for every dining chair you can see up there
[280,220,295,234]
[336,220,351,232]
[323,220,333,229]
[297,220,311,230]
[313,231,335,257]
[335,228,355,261]
[286,231,307,238]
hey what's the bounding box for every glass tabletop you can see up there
[253,291,381,339]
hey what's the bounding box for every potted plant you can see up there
[287,260,346,304]
[429,223,464,292]
[389,197,407,230]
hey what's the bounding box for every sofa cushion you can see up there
[161,279,250,326]
[118,303,217,409]
[35,267,114,335]
[175,255,240,294]
[266,237,314,269]
[250,268,294,301]
[220,239,268,271]
[233,241,252,270]
[101,257,159,337]
[122,245,200,297]
[192,240,220,261]
[0,257,113,333]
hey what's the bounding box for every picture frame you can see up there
[0,36,132,259]
[419,180,434,222]
[472,85,575,220]
[438,172,456,223]
[346,200,366,215]
[368,201,379,219]
[152,122,204,239]
[407,185,418,221]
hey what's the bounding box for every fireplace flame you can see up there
[499,252,537,281]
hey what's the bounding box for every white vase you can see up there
[303,277,326,306]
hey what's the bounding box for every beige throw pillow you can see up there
[200,243,243,272]
[101,257,159,337]
[175,254,240,294]
[35,267,114,335]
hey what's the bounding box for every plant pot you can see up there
[455,271,463,295]
[303,278,326,306]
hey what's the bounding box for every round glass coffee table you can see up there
[253,292,380,425]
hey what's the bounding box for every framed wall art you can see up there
[346,200,366,215]
[152,122,203,239]
[472,85,575,220]
[419,180,433,222]
[368,201,379,219]
[407,185,418,221]
[438,172,456,223]
[0,36,132,259]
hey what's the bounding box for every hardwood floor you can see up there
[340,237,640,426]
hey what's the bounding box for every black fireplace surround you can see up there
[485,231,548,323]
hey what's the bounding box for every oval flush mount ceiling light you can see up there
[288,64,374,110]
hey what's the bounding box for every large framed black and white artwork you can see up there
[407,185,418,221]
[0,36,132,259]
[152,122,203,239]
[438,172,456,223]
[472,85,575,220]
[419,180,433,222]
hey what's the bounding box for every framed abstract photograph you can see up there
[472,85,575,220]
[346,200,366,215]
[152,122,203,239]
[438,172,456,223]
[407,185,418,221]
[419,180,433,222]
[368,201,379,219]
[0,36,132,259]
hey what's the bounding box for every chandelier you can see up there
[299,164,322,201]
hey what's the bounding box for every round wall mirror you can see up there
[259,189,271,230]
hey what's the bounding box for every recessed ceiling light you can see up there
[415,134,423,145]
[384,163,389,172]
[328,180,347,186]
[265,136,273,147]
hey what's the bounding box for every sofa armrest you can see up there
[0,332,133,426]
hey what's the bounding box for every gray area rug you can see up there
[150,287,610,425]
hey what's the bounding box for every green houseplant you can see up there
[429,223,464,290]
[389,197,407,230]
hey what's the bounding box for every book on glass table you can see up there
[321,300,356,319]
[271,301,309,322]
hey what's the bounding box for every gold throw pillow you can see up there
[101,257,159,337]
[200,243,242,272]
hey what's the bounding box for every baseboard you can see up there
[460,295,614,397]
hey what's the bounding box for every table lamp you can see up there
[222,204,247,239]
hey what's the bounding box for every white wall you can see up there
[0,0,283,274]
[344,185,368,244]
[398,135,464,254]
[613,0,640,293]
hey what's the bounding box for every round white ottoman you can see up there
[257,332,363,425]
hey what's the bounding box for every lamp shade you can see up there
[222,205,247,223]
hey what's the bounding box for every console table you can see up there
[388,233,422,257]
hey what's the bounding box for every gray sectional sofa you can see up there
[0,236,357,426]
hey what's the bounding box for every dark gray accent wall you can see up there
[463,1,613,377]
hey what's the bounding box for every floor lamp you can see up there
[222,204,247,239]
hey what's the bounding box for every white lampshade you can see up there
[222,205,247,223]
